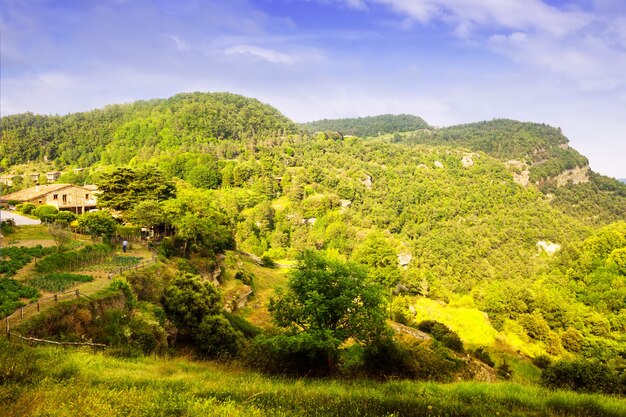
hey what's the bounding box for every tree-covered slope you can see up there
[0,92,297,169]
[403,119,589,182]
[300,114,430,137]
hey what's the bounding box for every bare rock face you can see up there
[362,175,373,189]
[506,160,530,187]
[537,240,561,256]
[398,252,412,267]
[434,161,444,169]
[554,165,590,186]
[461,153,476,167]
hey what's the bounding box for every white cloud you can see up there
[224,44,296,64]
[168,35,191,51]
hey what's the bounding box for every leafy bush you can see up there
[18,202,36,215]
[245,333,330,376]
[497,360,513,380]
[28,272,93,292]
[541,359,623,394]
[195,315,242,359]
[34,204,59,222]
[416,320,464,352]
[222,311,262,338]
[162,272,221,335]
[473,347,495,367]
[532,354,552,369]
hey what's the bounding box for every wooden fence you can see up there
[4,254,157,348]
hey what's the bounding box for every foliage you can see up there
[162,272,221,334]
[0,278,40,317]
[34,204,59,223]
[541,359,624,395]
[473,347,495,367]
[96,167,176,211]
[76,210,118,238]
[404,119,589,181]
[301,114,430,137]
[27,272,93,292]
[34,243,111,273]
[269,250,387,360]
[195,315,242,359]
[0,245,52,277]
[417,320,464,352]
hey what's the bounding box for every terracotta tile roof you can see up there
[0,184,75,202]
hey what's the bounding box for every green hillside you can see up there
[2,93,626,406]
[300,114,430,137]
[0,92,297,169]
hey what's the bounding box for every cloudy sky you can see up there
[2,0,625,178]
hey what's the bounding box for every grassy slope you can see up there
[2,344,625,417]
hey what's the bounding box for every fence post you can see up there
[5,318,9,338]
[37,302,40,312]
[76,289,80,298]
[54,294,58,303]
[20,307,24,319]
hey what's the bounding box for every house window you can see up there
[62,195,67,203]
[53,194,58,200]
[85,194,89,199]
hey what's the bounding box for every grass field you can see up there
[1,342,625,417]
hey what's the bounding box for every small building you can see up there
[0,184,98,214]
[0,175,14,187]
[46,171,62,182]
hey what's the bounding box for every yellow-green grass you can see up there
[2,343,625,417]
[220,251,288,327]
[411,297,498,348]
[3,224,52,242]
[410,297,546,384]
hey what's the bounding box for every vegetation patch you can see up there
[0,278,40,318]
[27,273,94,292]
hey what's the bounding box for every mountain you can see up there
[2,94,625,368]
[620,178,626,184]
[0,92,296,169]
[300,114,430,137]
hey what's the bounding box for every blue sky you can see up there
[2,0,625,178]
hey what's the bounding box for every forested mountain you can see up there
[0,92,296,169]
[2,93,626,369]
[300,114,430,137]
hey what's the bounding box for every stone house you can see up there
[0,184,98,214]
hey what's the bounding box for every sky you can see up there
[1,0,625,178]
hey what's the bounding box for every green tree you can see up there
[269,250,387,369]
[77,210,118,239]
[352,232,401,287]
[162,273,221,335]
[96,167,175,212]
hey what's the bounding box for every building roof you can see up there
[0,184,77,202]
[83,184,99,191]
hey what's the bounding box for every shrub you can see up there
[222,311,262,338]
[18,202,36,215]
[55,210,77,224]
[195,315,242,359]
[245,333,330,376]
[533,354,553,369]
[473,347,495,367]
[541,359,623,394]
[497,360,513,380]
[416,320,464,352]
[34,204,59,223]
[162,273,221,335]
